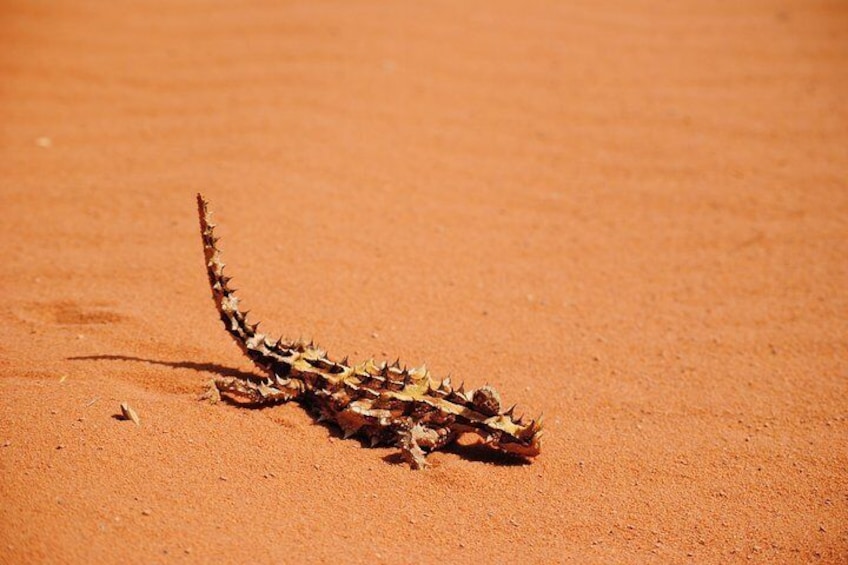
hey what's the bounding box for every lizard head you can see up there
[468,385,543,459]
[483,413,543,458]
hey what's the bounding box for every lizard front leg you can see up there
[205,377,301,405]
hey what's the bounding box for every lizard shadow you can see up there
[381,443,531,468]
[69,354,534,467]
[443,442,532,467]
[68,354,259,381]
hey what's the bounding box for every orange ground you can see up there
[1,1,846,562]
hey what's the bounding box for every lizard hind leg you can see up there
[208,377,300,406]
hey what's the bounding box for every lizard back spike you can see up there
[196,194,542,468]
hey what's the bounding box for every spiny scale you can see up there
[197,194,542,469]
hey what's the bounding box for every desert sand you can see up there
[1,1,846,563]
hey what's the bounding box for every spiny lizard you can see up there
[197,194,542,469]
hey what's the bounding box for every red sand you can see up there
[1,1,846,562]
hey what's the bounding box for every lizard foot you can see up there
[398,423,442,470]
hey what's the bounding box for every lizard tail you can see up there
[197,193,284,379]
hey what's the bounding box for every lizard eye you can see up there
[496,436,542,457]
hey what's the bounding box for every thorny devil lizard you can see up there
[197,194,542,469]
